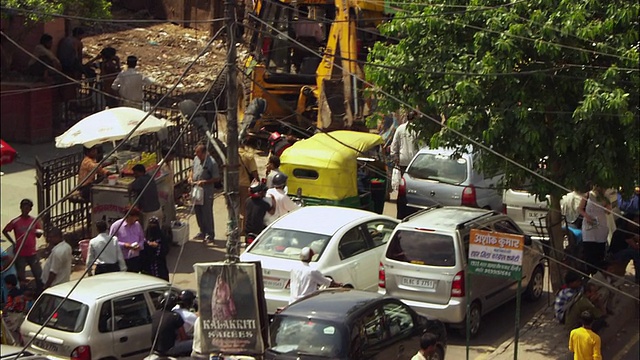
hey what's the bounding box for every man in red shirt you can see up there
[2,199,44,292]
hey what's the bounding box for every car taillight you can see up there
[378,262,386,288]
[71,345,91,360]
[461,185,478,207]
[451,270,465,297]
[398,177,406,198]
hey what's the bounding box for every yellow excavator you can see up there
[238,0,390,140]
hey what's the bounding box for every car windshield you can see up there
[27,294,89,333]
[270,316,345,357]
[386,230,456,266]
[248,228,331,262]
[407,153,467,185]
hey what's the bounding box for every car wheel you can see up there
[459,302,481,338]
[428,345,445,360]
[524,265,545,301]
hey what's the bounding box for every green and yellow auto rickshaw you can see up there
[280,130,388,213]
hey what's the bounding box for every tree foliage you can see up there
[367,0,639,199]
[1,0,111,22]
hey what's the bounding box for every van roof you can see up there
[43,273,170,303]
[401,206,496,231]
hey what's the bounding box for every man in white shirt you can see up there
[390,110,419,174]
[42,227,72,289]
[172,290,198,338]
[289,247,336,304]
[111,55,153,109]
[561,189,587,226]
[86,220,126,275]
[265,173,298,225]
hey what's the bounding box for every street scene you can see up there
[1,1,639,360]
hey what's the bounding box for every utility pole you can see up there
[224,0,240,262]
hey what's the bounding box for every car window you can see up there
[338,226,369,260]
[98,301,112,333]
[113,293,151,330]
[270,317,344,357]
[361,307,385,346]
[383,302,414,337]
[364,220,398,247]
[386,230,456,266]
[27,294,88,333]
[248,228,331,261]
[407,153,468,185]
[493,220,520,234]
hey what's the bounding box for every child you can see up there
[244,181,275,245]
[3,274,24,313]
[569,310,602,360]
[554,271,583,323]
[23,290,35,313]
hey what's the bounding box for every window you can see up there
[292,168,319,179]
[27,294,88,333]
[248,228,330,261]
[113,294,151,330]
[361,308,385,346]
[382,302,414,337]
[407,153,468,185]
[364,220,397,247]
[493,220,520,234]
[270,317,344,357]
[386,230,456,266]
[338,226,369,259]
[98,301,112,333]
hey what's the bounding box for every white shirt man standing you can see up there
[86,220,126,275]
[289,247,335,304]
[265,173,298,225]
[111,55,153,109]
[42,227,72,289]
[390,110,419,174]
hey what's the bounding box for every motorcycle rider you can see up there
[172,290,198,338]
[151,291,191,357]
[244,181,275,245]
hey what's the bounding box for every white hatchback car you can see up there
[20,273,175,360]
[239,206,399,314]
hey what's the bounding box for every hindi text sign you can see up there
[468,229,524,280]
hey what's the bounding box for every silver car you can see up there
[397,147,503,218]
[379,207,545,337]
[502,189,549,237]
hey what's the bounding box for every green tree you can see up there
[1,0,111,21]
[367,0,639,289]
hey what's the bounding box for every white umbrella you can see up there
[55,107,172,148]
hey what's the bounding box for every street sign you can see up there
[468,229,524,280]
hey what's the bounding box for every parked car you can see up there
[20,273,176,360]
[502,188,549,237]
[379,207,545,337]
[239,206,400,313]
[1,345,55,360]
[397,147,504,218]
[265,288,447,360]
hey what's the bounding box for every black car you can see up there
[265,288,447,360]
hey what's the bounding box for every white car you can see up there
[20,273,176,360]
[502,189,549,238]
[240,206,399,314]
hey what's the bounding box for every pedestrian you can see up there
[390,110,419,175]
[289,247,338,303]
[265,155,282,189]
[564,283,606,332]
[411,332,439,360]
[98,47,121,108]
[561,186,589,228]
[579,184,611,274]
[239,137,260,232]
[86,220,126,275]
[57,27,85,79]
[554,271,583,324]
[110,206,145,273]
[26,34,62,81]
[265,173,298,225]
[189,144,220,244]
[111,55,153,109]
[41,227,72,289]
[3,274,25,313]
[78,145,110,201]
[608,213,639,284]
[617,184,640,216]
[152,291,191,356]
[141,217,170,281]
[2,199,44,292]
[172,290,198,338]
[244,181,275,244]
[1,240,19,303]
[130,164,163,230]
[569,310,602,360]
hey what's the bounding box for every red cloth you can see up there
[3,216,41,257]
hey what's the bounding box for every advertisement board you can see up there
[468,229,524,280]
[194,262,269,355]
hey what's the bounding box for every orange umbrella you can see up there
[0,139,17,165]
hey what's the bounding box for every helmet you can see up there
[158,291,178,310]
[268,132,283,146]
[272,173,288,187]
[249,181,267,198]
[178,290,196,308]
[300,247,314,262]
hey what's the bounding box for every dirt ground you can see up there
[81,6,230,96]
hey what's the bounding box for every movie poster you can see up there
[194,262,268,355]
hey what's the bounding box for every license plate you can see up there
[401,277,435,289]
[263,276,285,289]
[34,339,58,353]
[525,209,547,222]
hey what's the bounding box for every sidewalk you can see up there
[488,278,639,360]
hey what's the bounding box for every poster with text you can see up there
[468,229,524,280]
[194,262,268,355]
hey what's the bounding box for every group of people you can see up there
[26,27,153,111]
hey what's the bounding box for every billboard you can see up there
[194,262,269,355]
[468,229,524,280]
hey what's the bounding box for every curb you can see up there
[488,302,553,357]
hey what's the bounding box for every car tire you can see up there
[458,302,481,338]
[524,265,545,301]
[428,345,445,360]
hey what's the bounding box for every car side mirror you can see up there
[524,235,532,246]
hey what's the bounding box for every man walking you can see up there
[390,110,419,174]
[411,333,439,360]
[86,220,126,275]
[130,164,163,230]
[110,207,145,273]
[189,145,220,243]
[569,311,602,360]
[111,55,153,109]
[2,199,44,292]
[41,227,72,289]
[290,247,338,303]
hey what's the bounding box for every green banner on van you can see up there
[468,229,524,280]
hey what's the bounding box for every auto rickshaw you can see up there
[279,130,388,213]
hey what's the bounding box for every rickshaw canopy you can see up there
[280,131,384,201]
